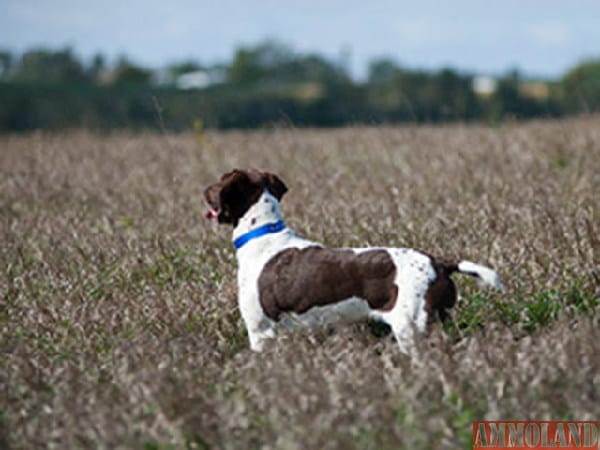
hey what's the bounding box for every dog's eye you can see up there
[264,198,269,203]
[251,218,257,225]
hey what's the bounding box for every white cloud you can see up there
[527,22,571,45]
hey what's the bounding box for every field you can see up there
[2,118,599,449]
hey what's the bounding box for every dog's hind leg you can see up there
[384,279,429,357]
[390,317,414,355]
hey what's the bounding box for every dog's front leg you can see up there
[238,292,276,352]
[247,321,276,352]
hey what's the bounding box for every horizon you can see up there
[2,0,599,81]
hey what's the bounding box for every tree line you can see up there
[0,42,598,132]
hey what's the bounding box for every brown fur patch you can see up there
[424,257,458,327]
[258,247,398,321]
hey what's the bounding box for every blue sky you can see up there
[2,0,599,79]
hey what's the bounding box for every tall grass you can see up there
[1,118,599,449]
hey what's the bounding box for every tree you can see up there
[168,60,203,77]
[228,40,350,86]
[484,70,550,120]
[430,68,481,120]
[87,53,106,82]
[113,56,151,85]
[229,41,294,84]
[229,48,264,84]
[368,58,400,84]
[0,50,13,78]
[559,58,600,113]
[13,48,87,83]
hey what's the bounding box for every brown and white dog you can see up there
[204,169,502,354]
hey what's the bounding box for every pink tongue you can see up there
[205,208,219,220]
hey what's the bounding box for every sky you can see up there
[2,0,599,80]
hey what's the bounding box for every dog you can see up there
[204,169,502,354]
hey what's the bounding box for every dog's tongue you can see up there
[205,208,219,220]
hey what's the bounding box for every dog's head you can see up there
[204,169,288,226]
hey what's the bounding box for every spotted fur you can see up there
[205,169,502,354]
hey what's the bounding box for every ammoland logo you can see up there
[472,421,599,449]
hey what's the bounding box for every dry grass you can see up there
[1,118,600,449]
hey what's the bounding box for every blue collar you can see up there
[233,220,286,250]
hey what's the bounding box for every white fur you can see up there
[458,261,503,289]
[232,189,499,354]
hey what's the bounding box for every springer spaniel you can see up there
[204,169,502,354]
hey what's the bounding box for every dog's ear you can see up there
[262,172,288,201]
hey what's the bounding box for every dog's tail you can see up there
[437,259,503,289]
[457,260,503,289]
